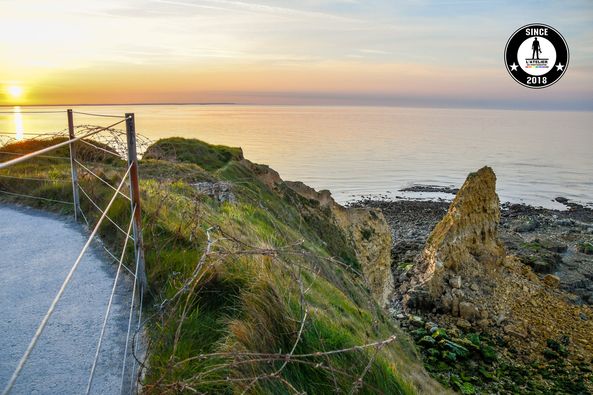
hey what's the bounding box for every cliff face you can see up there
[285,181,394,307]
[145,137,395,307]
[332,205,394,306]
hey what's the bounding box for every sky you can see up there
[0,0,592,110]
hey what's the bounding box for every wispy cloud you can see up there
[358,49,391,55]
[197,0,360,21]
[0,0,591,108]
[153,0,360,22]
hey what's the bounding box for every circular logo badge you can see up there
[504,23,569,88]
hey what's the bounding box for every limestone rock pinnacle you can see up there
[406,166,505,312]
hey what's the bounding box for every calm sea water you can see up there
[1,105,592,209]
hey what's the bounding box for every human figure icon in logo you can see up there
[532,37,541,59]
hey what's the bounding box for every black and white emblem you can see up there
[504,23,569,89]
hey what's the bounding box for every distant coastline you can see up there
[0,102,238,108]
[2,102,593,112]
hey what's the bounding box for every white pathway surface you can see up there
[0,205,136,395]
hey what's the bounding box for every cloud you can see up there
[0,0,591,108]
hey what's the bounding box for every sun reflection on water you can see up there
[13,106,24,140]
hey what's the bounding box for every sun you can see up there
[7,85,24,99]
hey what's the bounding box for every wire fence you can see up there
[0,109,148,395]
[0,108,399,394]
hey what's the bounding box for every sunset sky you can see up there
[1,0,592,109]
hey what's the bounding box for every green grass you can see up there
[1,137,441,395]
[143,137,243,171]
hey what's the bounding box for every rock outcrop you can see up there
[395,166,593,369]
[404,166,505,314]
[192,181,236,203]
[333,205,394,306]
[285,182,394,307]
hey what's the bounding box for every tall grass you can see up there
[0,137,441,394]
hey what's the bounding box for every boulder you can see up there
[543,274,561,288]
[409,315,425,328]
[193,181,236,203]
[514,220,539,233]
[456,318,472,331]
[449,276,462,289]
[538,238,568,253]
[459,301,479,321]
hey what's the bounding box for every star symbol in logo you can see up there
[555,62,565,71]
[509,63,519,71]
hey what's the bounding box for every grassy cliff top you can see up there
[0,137,444,394]
[143,137,244,171]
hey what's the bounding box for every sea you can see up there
[1,105,592,209]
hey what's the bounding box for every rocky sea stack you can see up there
[404,166,505,317]
[390,166,593,393]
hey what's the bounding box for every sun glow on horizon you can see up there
[4,85,26,105]
[0,1,590,109]
[7,86,24,99]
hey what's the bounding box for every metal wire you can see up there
[1,163,132,395]
[74,159,131,202]
[0,110,65,114]
[100,245,137,278]
[129,287,143,393]
[78,204,90,227]
[85,209,136,395]
[0,174,69,182]
[121,253,140,395]
[0,151,70,160]
[79,139,123,159]
[72,111,126,119]
[0,118,127,170]
[0,132,66,136]
[77,184,134,241]
[0,189,73,205]
[1,113,149,394]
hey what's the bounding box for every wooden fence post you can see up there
[67,109,81,221]
[125,113,148,293]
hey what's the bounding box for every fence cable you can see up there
[101,245,137,278]
[74,159,131,202]
[0,151,70,160]
[78,139,123,159]
[0,110,65,114]
[0,132,66,136]
[0,118,127,170]
[77,184,135,241]
[0,174,69,182]
[85,207,136,395]
[121,254,141,394]
[1,163,132,395]
[78,204,90,227]
[72,111,126,119]
[0,189,73,205]
[129,288,144,393]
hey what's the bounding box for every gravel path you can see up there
[0,205,138,395]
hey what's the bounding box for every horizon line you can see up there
[0,102,238,108]
[0,101,591,113]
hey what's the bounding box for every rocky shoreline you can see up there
[350,196,593,305]
[350,182,593,394]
